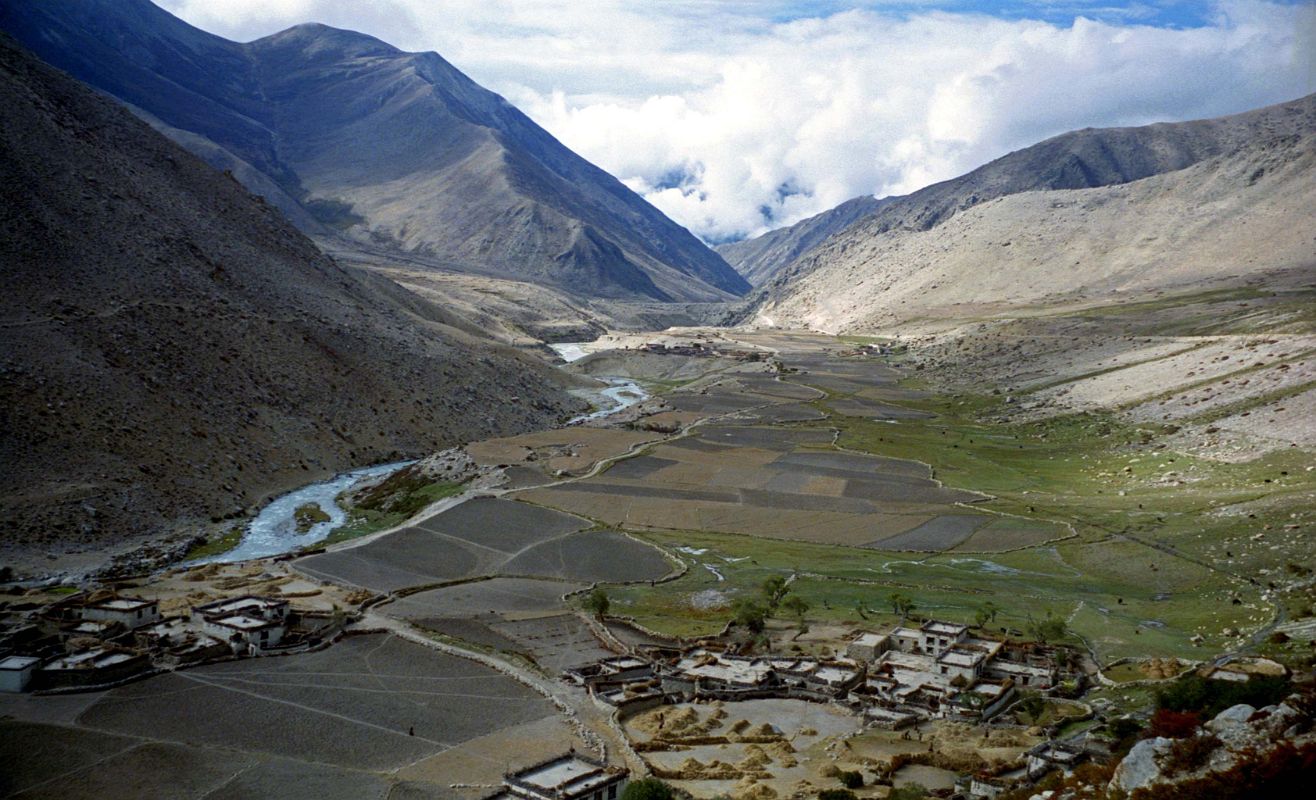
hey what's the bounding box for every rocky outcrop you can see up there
[1108,700,1311,797]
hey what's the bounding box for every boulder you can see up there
[1110,736,1172,793]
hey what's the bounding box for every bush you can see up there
[622,778,675,800]
[818,791,856,800]
[1164,733,1222,775]
[1148,708,1202,739]
[1107,717,1144,755]
[838,770,864,789]
[732,598,768,633]
[1157,674,1292,718]
[887,786,927,800]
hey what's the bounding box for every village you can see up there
[1,559,1306,800]
[1,576,1094,799]
[569,619,1070,728]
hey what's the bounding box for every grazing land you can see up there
[494,329,1309,665]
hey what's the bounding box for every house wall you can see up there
[83,605,160,628]
[0,665,36,692]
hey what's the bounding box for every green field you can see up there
[589,337,1313,665]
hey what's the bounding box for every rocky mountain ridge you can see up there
[0,33,580,574]
[735,94,1315,295]
[749,95,1316,331]
[715,195,888,286]
[0,0,747,303]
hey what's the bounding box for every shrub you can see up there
[818,791,856,800]
[1107,717,1144,755]
[732,598,768,633]
[1157,674,1292,718]
[1164,734,1222,775]
[887,786,927,800]
[622,778,675,800]
[838,770,864,789]
[1148,708,1202,739]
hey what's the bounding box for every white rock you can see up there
[1209,703,1257,730]
[1111,737,1172,793]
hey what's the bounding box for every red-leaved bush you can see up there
[1148,708,1202,739]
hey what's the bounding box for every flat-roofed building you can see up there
[502,753,628,800]
[37,647,150,689]
[937,647,987,680]
[0,655,40,692]
[984,658,1055,689]
[191,596,290,653]
[846,632,889,662]
[81,597,160,629]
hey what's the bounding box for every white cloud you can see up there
[157,1,1314,242]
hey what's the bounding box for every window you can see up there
[609,786,617,799]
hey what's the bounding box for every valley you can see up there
[4,320,1311,799]
[0,2,1312,797]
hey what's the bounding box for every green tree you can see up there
[733,598,768,633]
[781,594,810,622]
[838,770,864,789]
[621,778,675,800]
[975,601,1000,628]
[761,575,790,611]
[583,588,610,619]
[1027,612,1067,643]
[888,592,915,618]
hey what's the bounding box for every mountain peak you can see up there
[0,0,746,302]
[254,22,401,59]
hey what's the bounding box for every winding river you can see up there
[550,342,650,422]
[192,461,409,564]
[200,341,647,564]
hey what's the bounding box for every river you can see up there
[199,342,645,564]
[191,461,409,564]
[550,342,650,423]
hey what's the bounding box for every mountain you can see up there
[0,32,581,571]
[752,101,1316,332]
[748,95,1316,330]
[716,195,889,286]
[736,95,1315,298]
[0,0,748,303]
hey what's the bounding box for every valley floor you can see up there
[3,322,1312,799]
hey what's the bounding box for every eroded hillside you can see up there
[0,34,581,572]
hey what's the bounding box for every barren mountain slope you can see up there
[0,35,580,569]
[0,0,747,303]
[742,95,1315,294]
[716,195,888,286]
[755,128,1315,332]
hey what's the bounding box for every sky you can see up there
[158,1,1315,243]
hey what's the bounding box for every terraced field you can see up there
[297,497,673,592]
[509,331,1311,663]
[516,420,1060,549]
[0,634,576,799]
